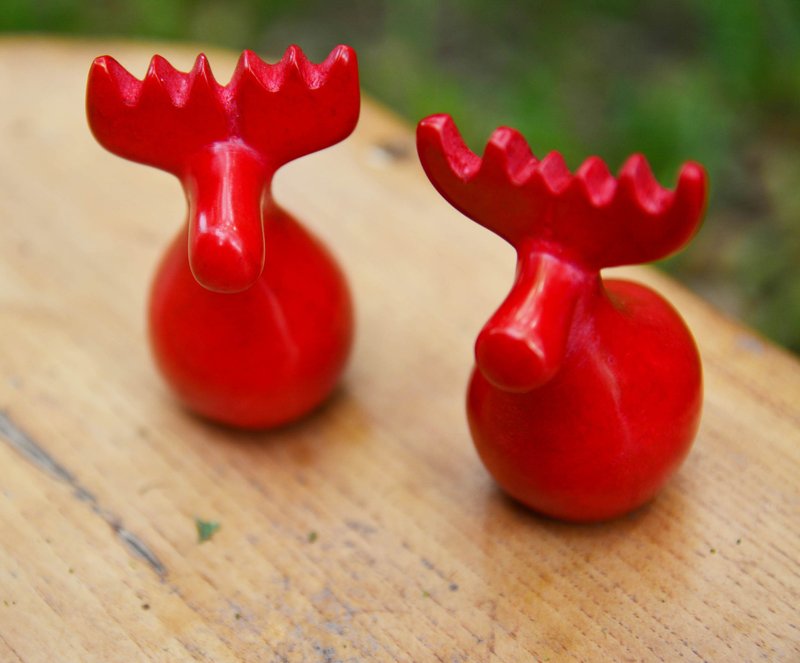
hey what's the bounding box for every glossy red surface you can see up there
[87,47,360,428]
[150,205,353,429]
[418,114,708,521]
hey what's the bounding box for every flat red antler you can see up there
[87,45,359,173]
[417,114,708,269]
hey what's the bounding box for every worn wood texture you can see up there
[0,38,798,662]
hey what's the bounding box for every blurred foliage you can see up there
[2,0,799,351]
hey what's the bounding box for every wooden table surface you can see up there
[0,38,798,662]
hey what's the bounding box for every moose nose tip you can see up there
[189,231,264,294]
[475,328,557,393]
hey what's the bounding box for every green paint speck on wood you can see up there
[196,518,220,543]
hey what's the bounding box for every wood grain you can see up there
[0,38,798,662]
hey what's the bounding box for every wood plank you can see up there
[0,37,798,662]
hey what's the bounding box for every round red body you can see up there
[467,278,702,522]
[149,207,353,429]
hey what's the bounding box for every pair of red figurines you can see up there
[87,46,707,522]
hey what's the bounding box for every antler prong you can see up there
[672,162,708,220]
[618,154,668,214]
[576,157,615,207]
[537,152,571,194]
[184,54,219,106]
[480,128,536,183]
[417,114,480,181]
[140,55,185,105]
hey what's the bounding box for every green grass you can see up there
[3,0,799,351]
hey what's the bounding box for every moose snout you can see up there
[189,218,264,293]
[474,251,587,393]
[184,141,268,293]
[476,327,557,392]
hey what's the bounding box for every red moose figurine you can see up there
[87,47,359,428]
[418,114,708,522]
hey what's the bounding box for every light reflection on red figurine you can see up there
[86,46,360,428]
[417,114,708,522]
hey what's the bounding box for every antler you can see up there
[230,47,359,169]
[87,45,360,173]
[417,114,708,269]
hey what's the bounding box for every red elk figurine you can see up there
[417,114,708,522]
[87,47,359,428]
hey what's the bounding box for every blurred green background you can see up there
[2,0,799,352]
